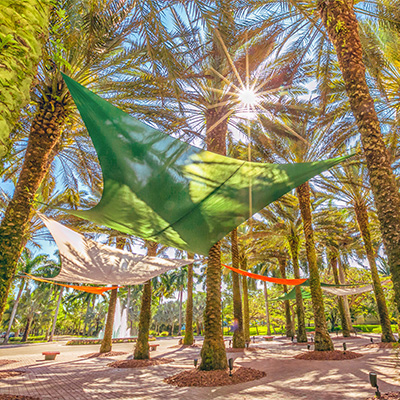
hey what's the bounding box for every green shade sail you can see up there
[270,287,312,302]
[61,74,351,255]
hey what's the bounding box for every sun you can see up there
[237,88,259,107]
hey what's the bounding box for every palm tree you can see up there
[99,237,126,354]
[246,198,308,342]
[245,0,400,320]
[231,228,245,348]
[320,161,396,342]
[183,252,195,345]
[3,249,49,344]
[134,241,158,360]
[0,0,50,155]
[250,101,351,350]
[0,0,149,319]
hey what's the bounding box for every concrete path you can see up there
[0,334,398,399]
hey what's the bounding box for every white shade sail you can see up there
[322,280,391,296]
[38,213,193,285]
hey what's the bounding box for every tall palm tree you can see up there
[231,228,245,348]
[0,0,141,318]
[245,0,400,320]
[99,237,127,353]
[183,252,195,345]
[246,197,308,342]
[0,0,50,156]
[320,161,396,342]
[134,241,158,360]
[3,249,50,344]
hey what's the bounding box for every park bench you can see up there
[263,336,274,341]
[42,351,60,360]
[149,343,159,351]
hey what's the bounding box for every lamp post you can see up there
[228,358,234,376]
[369,372,381,398]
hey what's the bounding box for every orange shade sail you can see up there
[223,264,307,285]
[24,273,120,295]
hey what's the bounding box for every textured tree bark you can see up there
[241,257,251,343]
[288,236,307,342]
[183,256,194,345]
[354,202,395,342]
[231,229,245,348]
[329,254,351,337]
[0,0,50,155]
[49,286,64,342]
[21,316,32,342]
[3,279,25,344]
[199,107,228,370]
[337,259,353,331]
[178,287,183,334]
[200,242,227,370]
[134,241,158,360]
[278,256,295,338]
[296,182,333,351]
[0,100,65,319]
[99,288,118,353]
[263,282,272,336]
[318,0,400,317]
[99,238,126,353]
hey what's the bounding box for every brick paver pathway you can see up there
[0,335,398,399]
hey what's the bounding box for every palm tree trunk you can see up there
[241,258,251,343]
[49,286,64,342]
[231,229,245,348]
[318,0,400,318]
[199,106,228,370]
[329,253,351,337]
[296,182,333,351]
[178,287,183,335]
[288,237,307,342]
[278,256,295,338]
[354,202,395,342]
[0,100,65,319]
[200,242,227,370]
[0,0,50,156]
[3,278,25,344]
[263,282,272,336]
[337,259,353,331]
[99,288,118,353]
[183,255,194,345]
[99,238,127,353]
[21,316,32,342]
[126,286,131,333]
[134,241,157,360]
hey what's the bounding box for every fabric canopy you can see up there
[60,73,352,255]
[23,273,119,295]
[321,280,391,296]
[223,264,307,285]
[38,213,193,285]
[270,287,312,302]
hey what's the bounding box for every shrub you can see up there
[160,331,169,337]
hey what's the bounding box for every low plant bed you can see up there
[79,351,128,358]
[165,367,266,387]
[0,396,40,400]
[0,370,24,378]
[108,358,174,368]
[295,350,363,361]
[0,360,16,367]
[366,393,400,400]
[364,342,399,349]
[66,337,140,345]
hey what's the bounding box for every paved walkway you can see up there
[0,334,399,399]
